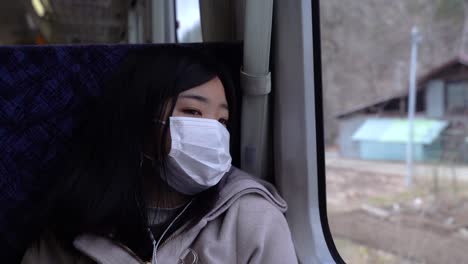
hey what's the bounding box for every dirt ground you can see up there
[326,149,468,264]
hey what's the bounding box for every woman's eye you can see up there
[182,109,202,116]
[219,118,229,126]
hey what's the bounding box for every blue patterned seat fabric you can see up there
[0,45,129,261]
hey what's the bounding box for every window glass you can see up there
[447,82,468,114]
[0,1,196,45]
[1,1,131,45]
[322,0,468,263]
[175,0,202,43]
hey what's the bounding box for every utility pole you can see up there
[406,26,422,187]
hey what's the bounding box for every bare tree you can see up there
[459,0,468,55]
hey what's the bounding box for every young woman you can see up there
[21,46,297,264]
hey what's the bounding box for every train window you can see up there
[27,1,128,44]
[322,0,468,263]
[5,1,181,45]
[175,0,202,43]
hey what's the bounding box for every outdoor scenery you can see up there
[321,0,468,263]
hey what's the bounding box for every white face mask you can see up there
[163,116,232,195]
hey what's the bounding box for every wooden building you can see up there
[337,55,468,163]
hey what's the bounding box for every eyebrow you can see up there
[179,94,229,110]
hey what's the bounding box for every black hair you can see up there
[40,46,237,260]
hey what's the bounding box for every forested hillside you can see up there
[321,0,466,143]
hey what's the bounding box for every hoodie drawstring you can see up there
[148,199,193,264]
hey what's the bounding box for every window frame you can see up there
[445,80,468,115]
[272,0,344,263]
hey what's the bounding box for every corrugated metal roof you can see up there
[352,118,448,144]
[337,55,468,119]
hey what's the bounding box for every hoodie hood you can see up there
[207,167,287,220]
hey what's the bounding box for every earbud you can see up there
[153,119,167,125]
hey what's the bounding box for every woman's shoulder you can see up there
[232,192,290,233]
[235,191,283,214]
[216,167,293,242]
[217,167,288,210]
[206,187,298,263]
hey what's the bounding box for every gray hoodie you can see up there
[22,167,298,264]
